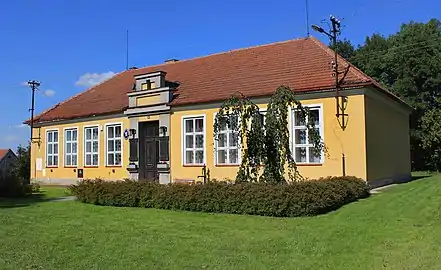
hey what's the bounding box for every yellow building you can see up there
[27,37,412,188]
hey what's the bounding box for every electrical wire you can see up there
[344,36,441,62]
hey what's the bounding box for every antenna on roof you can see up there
[305,0,310,37]
[126,30,129,70]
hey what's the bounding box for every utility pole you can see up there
[27,80,40,183]
[28,80,40,143]
[311,15,350,176]
[311,15,349,130]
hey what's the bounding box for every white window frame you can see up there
[84,125,100,167]
[46,129,59,167]
[105,123,123,167]
[64,127,78,167]
[181,115,206,166]
[291,104,324,164]
[214,113,241,165]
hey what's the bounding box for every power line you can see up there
[348,37,441,62]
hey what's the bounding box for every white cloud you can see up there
[20,81,28,87]
[43,89,56,97]
[14,124,28,129]
[75,71,116,87]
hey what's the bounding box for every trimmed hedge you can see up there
[69,176,370,217]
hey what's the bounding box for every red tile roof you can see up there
[0,149,11,160]
[29,36,401,124]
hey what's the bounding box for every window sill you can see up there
[46,166,58,168]
[296,163,323,167]
[63,166,78,168]
[84,166,99,168]
[105,165,123,168]
[183,164,205,167]
[215,164,240,167]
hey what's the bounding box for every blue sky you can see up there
[0,0,437,150]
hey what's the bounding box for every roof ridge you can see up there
[134,37,309,72]
[27,70,129,123]
[308,36,370,82]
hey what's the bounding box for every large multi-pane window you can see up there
[215,115,240,165]
[84,126,99,166]
[106,124,122,166]
[183,116,205,165]
[64,128,78,166]
[46,130,59,167]
[292,106,323,164]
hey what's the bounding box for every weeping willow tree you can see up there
[214,86,324,184]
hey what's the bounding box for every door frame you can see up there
[138,121,159,181]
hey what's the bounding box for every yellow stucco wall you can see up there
[365,94,411,183]
[30,116,130,183]
[137,95,161,106]
[169,95,368,182]
[31,91,410,185]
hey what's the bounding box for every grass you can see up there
[0,186,70,208]
[0,175,440,269]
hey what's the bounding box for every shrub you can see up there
[0,175,34,198]
[30,182,41,193]
[69,176,370,217]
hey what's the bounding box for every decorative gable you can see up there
[134,71,166,91]
[125,70,175,116]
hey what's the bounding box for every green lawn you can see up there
[0,175,440,270]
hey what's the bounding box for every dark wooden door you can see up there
[139,121,159,181]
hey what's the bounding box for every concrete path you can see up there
[50,196,76,202]
[371,184,397,194]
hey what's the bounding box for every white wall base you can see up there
[159,173,170,184]
[32,178,80,186]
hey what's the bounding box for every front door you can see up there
[139,121,159,181]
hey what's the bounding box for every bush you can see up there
[30,182,41,193]
[0,175,34,198]
[69,176,370,217]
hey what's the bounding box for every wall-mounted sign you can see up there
[124,129,130,140]
[77,169,84,178]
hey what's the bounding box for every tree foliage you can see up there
[332,19,441,171]
[11,144,31,183]
[329,38,355,60]
[213,93,265,182]
[214,86,324,183]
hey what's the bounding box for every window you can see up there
[159,136,170,162]
[141,80,156,90]
[183,116,204,165]
[64,128,78,166]
[46,130,59,167]
[106,124,122,166]
[216,115,240,165]
[292,106,323,163]
[84,126,99,166]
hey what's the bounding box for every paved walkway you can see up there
[50,196,76,202]
[371,184,397,194]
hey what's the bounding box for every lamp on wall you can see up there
[129,129,136,139]
[160,126,167,136]
[341,96,348,111]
